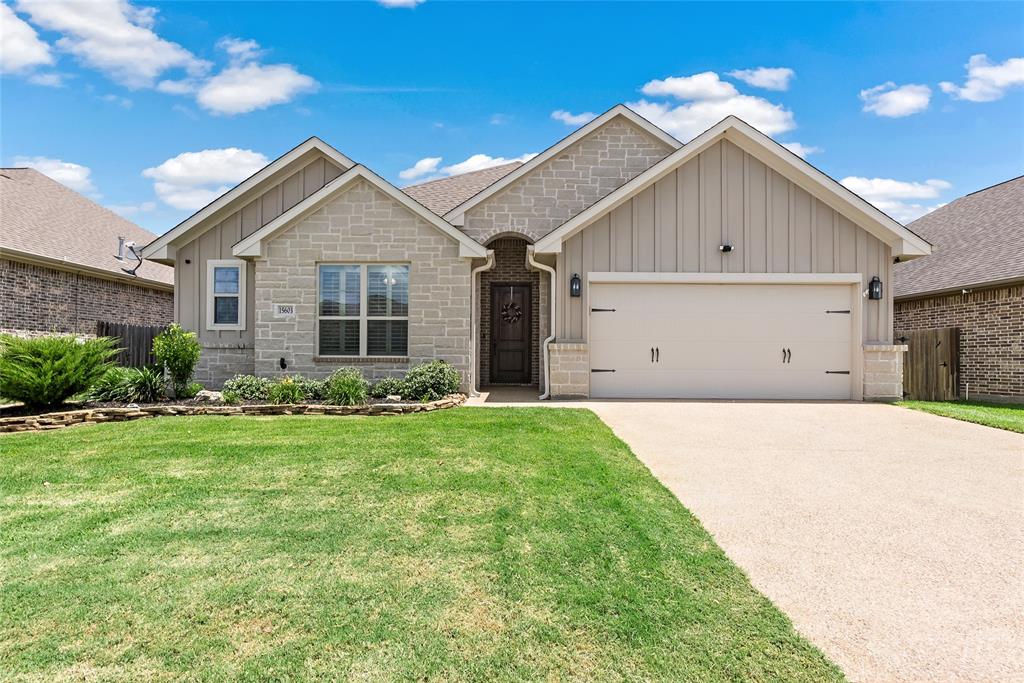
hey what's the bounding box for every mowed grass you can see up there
[0,409,841,682]
[897,399,1024,433]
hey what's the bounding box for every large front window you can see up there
[318,264,409,356]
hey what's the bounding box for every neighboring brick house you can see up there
[0,168,174,337]
[142,105,932,400]
[894,176,1024,402]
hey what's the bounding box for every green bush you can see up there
[221,390,241,405]
[180,382,204,399]
[370,377,407,399]
[0,334,118,409]
[324,368,369,406]
[293,376,327,402]
[152,324,200,397]
[268,377,305,404]
[89,366,166,403]
[402,360,461,401]
[222,374,273,401]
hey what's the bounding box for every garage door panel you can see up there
[588,281,855,399]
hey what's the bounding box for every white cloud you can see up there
[195,62,317,115]
[377,0,424,7]
[217,37,263,65]
[860,82,931,118]
[442,153,537,176]
[0,3,53,73]
[641,72,738,100]
[399,157,442,181]
[940,54,1024,102]
[727,67,794,91]
[107,201,156,217]
[489,113,511,125]
[780,142,822,158]
[27,72,63,87]
[142,147,269,210]
[13,156,95,193]
[16,0,210,88]
[628,96,795,141]
[551,109,597,126]
[100,93,133,108]
[841,176,952,222]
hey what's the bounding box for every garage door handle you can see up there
[651,347,655,363]
[825,370,850,375]
[591,308,616,312]
[826,310,851,314]
[655,347,659,362]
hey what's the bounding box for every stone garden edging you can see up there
[0,394,467,434]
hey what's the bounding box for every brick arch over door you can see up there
[480,237,540,385]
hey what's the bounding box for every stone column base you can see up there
[863,344,907,401]
[549,343,589,398]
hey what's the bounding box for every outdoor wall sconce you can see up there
[279,357,288,370]
[868,275,883,300]
[570,273,582,297]
[719,244,734,253]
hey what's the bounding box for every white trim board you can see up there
[587,272,864,285]
[142,137,355,263]
[232,165,488,259]
[535,116,933,259]
[442,104,682,226]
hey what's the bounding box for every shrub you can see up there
[222,374,273,401]
[370,377,407,399]
[293,376,327,402]
[221,390,241,405]
[89,366,166,403]
[402,360,461,402]
[152,324,200,397]
[180,382,204,399]
[268,377,305,404]
[0,335,118,409]
[324,368,369,406]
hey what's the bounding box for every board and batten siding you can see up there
[556,139,894,344]
[174,155,345,347]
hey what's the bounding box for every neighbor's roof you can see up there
[894,175,1024,299]
[0,168,173,287]
[402,162,523,215]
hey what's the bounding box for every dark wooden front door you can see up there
[490,283,531,384]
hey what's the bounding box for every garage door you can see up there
[589,282,855,399]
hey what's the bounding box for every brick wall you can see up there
[895,283,1024,401]
[463,119,674,243]
[253,179,473,388]
[480,238,540,385]
[0,258,173,337]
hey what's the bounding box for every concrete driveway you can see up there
[585,402,1024,683]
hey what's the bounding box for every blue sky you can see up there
[2,1,1022,235]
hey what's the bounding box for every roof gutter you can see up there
[469,250,495,395]
[0,247,174,292]
[527,246,555,400]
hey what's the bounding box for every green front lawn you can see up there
[0,409,840,681]
[897,400,1024,433]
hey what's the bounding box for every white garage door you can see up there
[589,282,855,399]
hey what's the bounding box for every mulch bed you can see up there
[0,395,466,434]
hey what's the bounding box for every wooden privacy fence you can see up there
[901,327,960,401]
[96,321,166,368]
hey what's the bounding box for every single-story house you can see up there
[895,176,1023,402]
[0,168,174,337]
[142,104,931,400]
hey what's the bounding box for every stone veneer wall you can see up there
[253,179,473,388]
[895,284,1023,402]
[462,119,674,244]
[548,343,589,398]
[862,344,907,401]
[195,346,255,388]
[0,258,173,337]
[479,238,541,385]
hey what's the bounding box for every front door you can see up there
[490,283,531,384]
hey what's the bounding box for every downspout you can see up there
[527,246,556,400]
[469,250,494,396]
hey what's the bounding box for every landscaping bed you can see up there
[896,399,1024,433]
[0,409,841,681]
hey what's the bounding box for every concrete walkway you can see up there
[466,395,1024,682]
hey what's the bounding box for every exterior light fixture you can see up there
[868,276,883,300]
[719,244,733,253]
[570,273,582,297]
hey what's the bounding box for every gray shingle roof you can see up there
[893,176,1024,299]
[0,168,173,286]
[402,162,523,216]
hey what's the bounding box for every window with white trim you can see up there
[206,259,245,330]
[318,264,409,357]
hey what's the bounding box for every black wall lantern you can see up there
[868,275,883,300]
[570,273,582,298]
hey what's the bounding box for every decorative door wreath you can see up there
[501,301,523,324]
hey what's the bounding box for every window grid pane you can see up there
[214,296,239,325]
[319,265,361,317]
[319,319,360,356]
[367,320,408,356]
[368,265,409,318]
[213,266,239,294]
